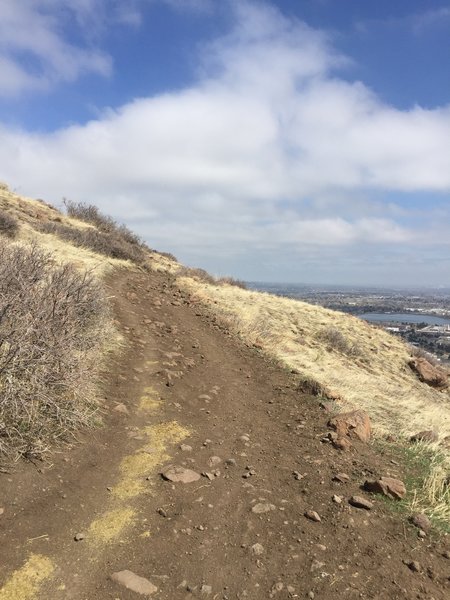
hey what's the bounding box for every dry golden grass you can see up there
[178,276,450,520]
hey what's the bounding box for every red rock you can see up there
[328,410,371,442]
[349,496,373,510]
[408,357,448,389]
[332,437,352,451]
[363,477,406,500]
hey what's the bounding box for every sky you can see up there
[0,0,449,286]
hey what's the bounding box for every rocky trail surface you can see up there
[0,268,449,600]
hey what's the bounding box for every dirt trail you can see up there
[0,268,449,599]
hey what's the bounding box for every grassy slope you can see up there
[1,186,449,518]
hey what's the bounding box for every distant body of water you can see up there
[358,313,450,326]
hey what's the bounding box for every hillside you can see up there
[0,186,449,599]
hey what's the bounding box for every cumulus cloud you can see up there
[0,1,449,282]
[0,0,113,95]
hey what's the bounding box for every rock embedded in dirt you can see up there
[410,430,439,443]
[333,473,350,483]
[363,477,406,500]
[200,584,212,595]
[332,437,352,451]
[74,532,85,541]
[161,465,200,484]
[251,543,265,556]
[406,560,421,573]
[349,496,373,510]
[410,513,431,533]
[304,510,321,522]
[252,502,276,514]
[408,357,448,389]
[208,456,222,467]
[179,444,193,452]
[328,410,371,442]
[110,570,158,595]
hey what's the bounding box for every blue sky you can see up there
[0,0,449,286]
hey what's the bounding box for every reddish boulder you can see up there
[408,357,448,389]
[364,477,406,500]
[328,410,371,443]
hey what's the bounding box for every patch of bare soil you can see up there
[0,268,449,599]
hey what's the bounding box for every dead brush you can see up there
[38,221,147,264]
[317,326,361,357]
[0,209,19,238]
[0,240,109,460]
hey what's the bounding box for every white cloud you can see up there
[0,0,112,95]
[0,1,449,283]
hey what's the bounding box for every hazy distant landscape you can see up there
[249,282,450,362]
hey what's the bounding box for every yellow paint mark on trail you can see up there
[0,554,54,600]
[139,387,161,412]
[111,421,190,500]
[88,508,135,545]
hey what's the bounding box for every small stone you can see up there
[208,456,222,467]
[110,570,158,595]
[157,508,168,517]
[293,471,304,481]
[308,593,315,599]
[239,435,250,442]
[251,543,265,556]
[349,496,373,510]
[271,582,284,593]
[74,532,85,541]
[180,444,193,452]
[333,473,350,483]
[225,458,237,466]
[304,510,321,522]
[201,472,214,481]
[0,508,4,516]
[200,584,212,595]
[161,466,200,483]
[410,513,431,533]
[418,530,426,538]
[332,494,343,504]
[310,560,325,572]
[442,550,450,559]
[407,560,421,573]
[286,585,295,594]
[113,403,129,415]
[252,502,276,514]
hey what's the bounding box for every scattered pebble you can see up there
[349,496,373,510]
[252,503,276,514]
[304,510,321,522]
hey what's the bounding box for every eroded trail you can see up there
[0,268,449,600]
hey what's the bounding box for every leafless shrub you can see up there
[177,267,247,289]
[177,266,217,285]
[64,199,144,248]
[318,326,361,357]
[157,251,177,261]
[0,210,19,238]
[217,276,247,289]
[297,375,324,396]
[38,221,147,264]
[0,240,109,460]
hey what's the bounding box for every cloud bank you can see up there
[0,1,449,283]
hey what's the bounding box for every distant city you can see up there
[248,283,450,363]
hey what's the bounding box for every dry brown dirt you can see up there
[0,267,449,599]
